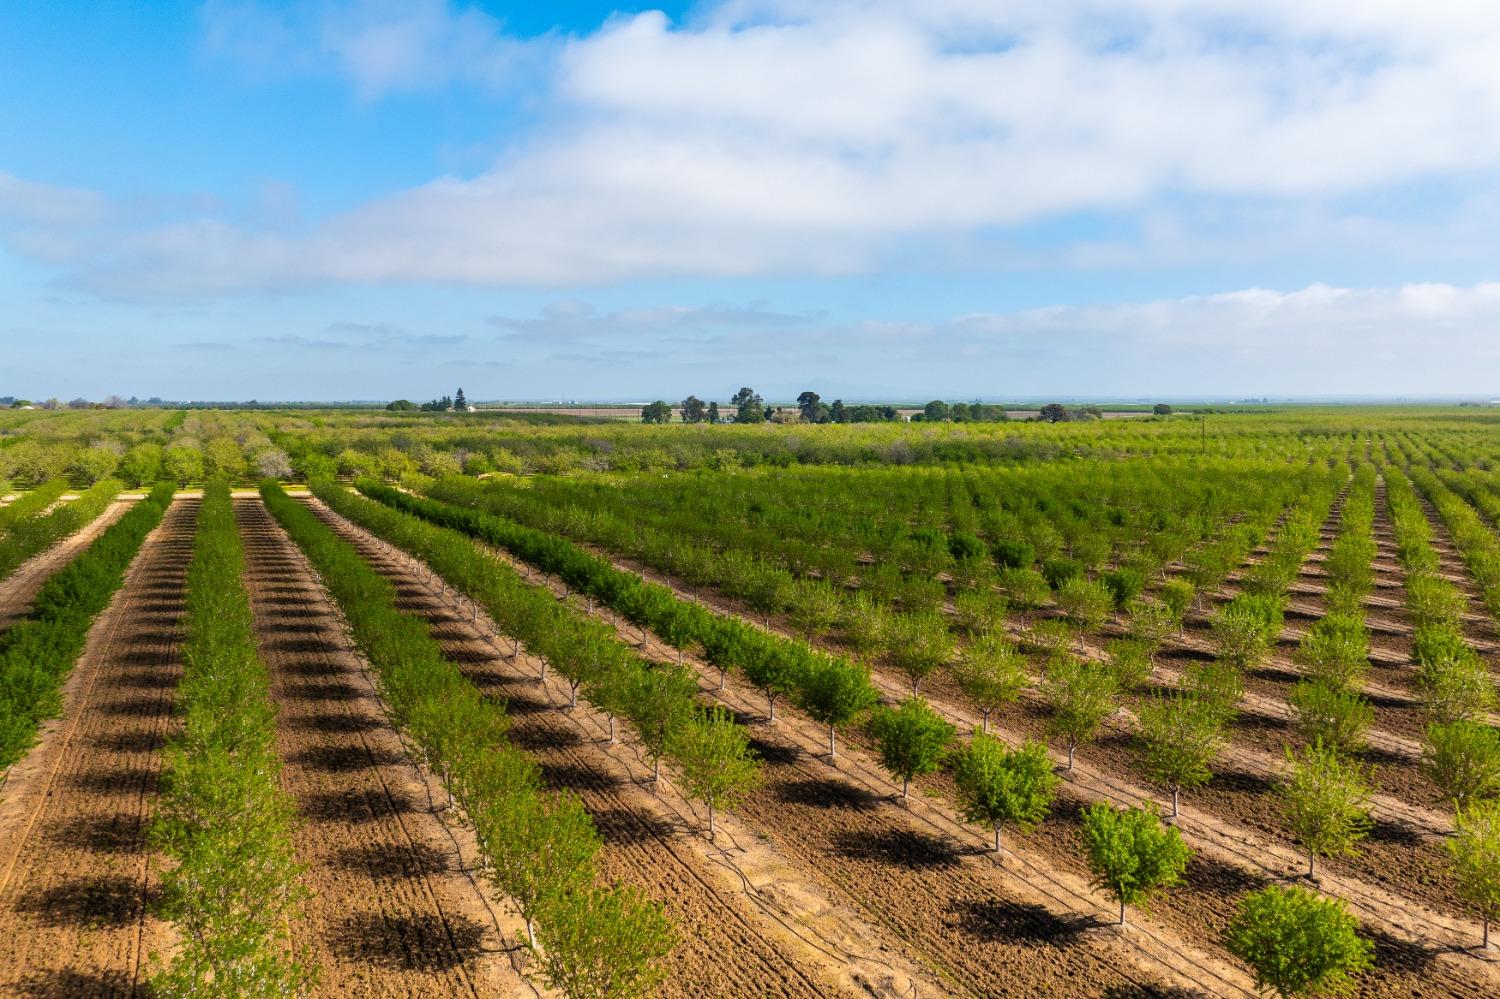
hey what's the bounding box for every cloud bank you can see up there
[3,1,1499,294]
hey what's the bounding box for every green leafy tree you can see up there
[731,386,764,423]
[741,645,805,722]
[640,400,673,424]
[1128,598,1178,651]
[1287,681,1373,757]
[478,787,599,949]
[620,663,698,782]
[1159,579,1196,633]
[952,631,1028,733]
[1449,798,1500,950]
[788,578,842,641]
[1280,742,1373,879]
[952,735,1059,857]
[534,884,675,999]
[1042,657,1118,770]
[798,656,878,759]
[1224,885,1374,998]
[1105,637,1154,692]
[678,395,708,423]
[868,697,956,800]
[1080,802,1192,926]
[1136,692,1224,817]
[1423,720,1500,810]
[1185,659,1244,723]
[885,611,954,695]
[667,706,761,836]
[1057,575,1114,635]
[998,566,1051,622]
[1212,596,1283,668]
[1294,615,1370,691]
[953,589,1008,635]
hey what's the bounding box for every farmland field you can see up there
[4,406,1500,997]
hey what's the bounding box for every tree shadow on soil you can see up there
[774,776,881,811]
[745,735,800,766]
[16,875,149,928]
[16,969,147,999]
[282,681,361,703]
[295,712,381,735]
[589,807,678,846]
[90,729,161,753]
[1368,816,1422,847]
[1231,711,1289,734]
[509,725,580,752]
[46,815,141,854]
[290,744,402,773]
[300,788,418,823]
[97,696,167,719]
[68,767,158,795]
[1102,984,1204,999]
[331,912,487,971]
[952,899,1092,944]
[332,841,455,880]
[831,827,959,869]
[537,760,622,794]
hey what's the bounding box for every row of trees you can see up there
[264,482,675,997]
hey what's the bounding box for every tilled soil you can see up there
[236,499,536,998]
[0,498,195,998]
[305,501,875,999]
[0,500,135,631]
[312,502,1247,998]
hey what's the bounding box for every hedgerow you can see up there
[0,481,174,768]
[0,477,69,534]
[262,482,674,993]
[0,476,123,582]
[150,481,310,997]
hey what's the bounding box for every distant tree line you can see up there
[642,389,1000,426]
[388,388,468,413]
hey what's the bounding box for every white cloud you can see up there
[0,172,108,227]
[16,1,1500,292]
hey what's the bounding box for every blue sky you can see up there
[4,1,1500,402]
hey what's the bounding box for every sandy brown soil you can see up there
[235,498,538,998]
[304,500,926,999]
[0,498,195,998]
[0,501,136,632]
[313,500,1257,998]
[508,502,1500,995]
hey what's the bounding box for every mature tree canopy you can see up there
[679,395,709,423]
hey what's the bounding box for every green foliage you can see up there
[0,476,121,582]
[868,697,956,799]
[1102,567,1145,610]
[1135,692,1224,816]
[1224,886,1374,998]
[1287,681,1373,757]
[1079,802,1192,925]
[1128,598,1178,648]
[533,884,675,999]
[1159,579,1196,622]
[952,631,1028,732]
[1423,721,1500,811]
[998,566,1051,615]
[796,655,878,757]
[618,661,699,779]
[1057,575,1114,632]
[952,588,1008,635]
[1042,656,1117,770]
[1184,659,1244,723]
[952,735,1058,855]
[667,705,762,833]
[884,611,954,694]
[1280,741,1373,878]
[0,477,68,533]
[1104,637,1154,692]
[150,482,310,997]
[1448,798,1500,948]
[1412,625,1496,725]
[0,482,172,767]
[991,538,1035,570]
[1293,614,1369,691]
[1042,556,1083,590]
[1212,594,1284,668]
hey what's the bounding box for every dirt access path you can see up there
[0,501,135,631]
[235,498,539,998]
[309,497,1242,998]
[0,498,195,998]
[302,499,917,998]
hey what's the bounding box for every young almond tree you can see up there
[788,578,843,642]
[667,706,762,838]
[1424,720,1500,811]
[477,786,600,950]
[535,883,675,999]
[1224,885,1374,999]
[1286,680,1373,757]
[741,644,805,723]
[1042,657,1118,771]
[952,735,1059,860]
[620,663,698,783]
[1128,598,1178,651]
[1448,798,1500,951]
[1057,576,1114,636]
[952,631,1028,734]
[1280,741,1373,880]
[885,611,955,695]
[1080,802,1192,927]
[868,697,956,801]
[797,656,878,759]
[1135,692,1224,818]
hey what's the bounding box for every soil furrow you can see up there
[0,499,195,998]
[235,497,536,998]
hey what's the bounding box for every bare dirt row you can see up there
[0,499,194,998]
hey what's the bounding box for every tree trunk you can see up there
[569,683,579,709]
[677,646,683,665]
[538,658,547,682]
[512,637,521,659]
[526,918,537,949]
[607,715,616,744]
[982,709,991,734]
[1171,787,1179,818]
[653,756,661,783]
[718,667,727,692]
[902,775,910,800]
[1067,741,1076,771]
[1307,847,1316,880]
[994,824,1002,855]
[707,799,715,838]
[911,676,920,696]
[828,724,837,759]
[1484,915,1490,949]
[1118,898,1127,927]
[767,694,776,723]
